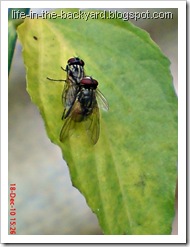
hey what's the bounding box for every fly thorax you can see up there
[68,64,84,84]
[78,88,94,111]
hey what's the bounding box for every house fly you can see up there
[60,76,109,145]
[47,57,85,119]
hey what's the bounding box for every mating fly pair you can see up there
[47,57,109,145]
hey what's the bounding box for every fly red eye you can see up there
[67,57,85,66]
[80,77,98,88]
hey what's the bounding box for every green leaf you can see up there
[17,9,177,235]
[8,8,30,74]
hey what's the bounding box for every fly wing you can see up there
[59,99,82,143]
[62,81,79,119]
[84,103,100,145]
[62,80,70,107]
[96,89,109,111]
[59,115,76,143]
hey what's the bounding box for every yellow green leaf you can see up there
[17,9,177,234]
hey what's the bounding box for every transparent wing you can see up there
[96,89,109,111]
[59,115,76,143]
[59,100,81,143]
[62,80,69,106]
[62,80,79,119]
[84,103,100,145]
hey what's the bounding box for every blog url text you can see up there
[11,9,174,21]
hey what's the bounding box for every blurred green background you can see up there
[8,8,178,235]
